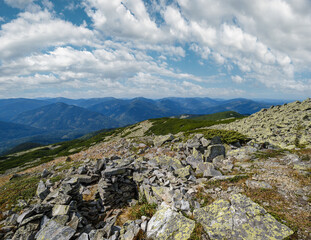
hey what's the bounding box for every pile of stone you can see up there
[0,135,295,240]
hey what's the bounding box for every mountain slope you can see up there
[205,98,271,115]
[0,121,45,142]
[0,98,49,121]
[12,102,120,131]
[211,99,311,148]
[88,98,172,125]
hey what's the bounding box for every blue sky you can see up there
[0,0,310,100]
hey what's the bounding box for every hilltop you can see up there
[211,98,311,149]
[0,100,310,240]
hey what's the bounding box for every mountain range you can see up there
[0,97,288,154]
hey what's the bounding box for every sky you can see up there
[0,0,310,100]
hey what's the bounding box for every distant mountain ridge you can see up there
[12,102,119,131]
[0,97,288,154]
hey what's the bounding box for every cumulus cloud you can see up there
[232,75,245,84]
[0,10,96,60]
[4,0,34,9]
[0,0,310,98]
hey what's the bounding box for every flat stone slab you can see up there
[147,203,195,240]
[35,219,76,240]
[194,194,293,240]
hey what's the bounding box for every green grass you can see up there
[254,149,286,159]
[0,127,126,174]
[146,117,240,136]
[190,222,205,240]
[186,129,248,144]
[190,111,245,121]
[0,175,40,216]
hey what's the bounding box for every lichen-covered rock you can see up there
[196,162,222,177]
[194,194,293,240]
[154,134,174,147]
[147,203,195,240]
[52,205,70,216]
[36,180,50,200]
[211,98,311,148]
[205,144,226,161]
[120,220,142,240]
[35,219,76,240]
[174,166,191,178]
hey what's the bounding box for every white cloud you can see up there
[4,0,34,9]
[0,10,96,60]
[0,0,310,99]
[83,0,165,42]
[232,75,245,84]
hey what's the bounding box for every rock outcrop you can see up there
[211,98,311,148]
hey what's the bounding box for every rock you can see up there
[194,194,293,240]
[95,158,106,173]
[210,136,222,145]
[120,220,142,240]
[174,166,191,178]
[37,180,50,200]
[52,205,70,216]
[35,219,76,240]
[206,145,226,161]
[245,180,273,190]
[186,137,201,149]
[17,210,35,224]
[42,169,50,178]
[12,222,40,240]
[77,166,87,174]
[77,232,89,240]
[152,186,173,203]
[20,214,44,226]
[103,167,128,177]
[69,175,96,184]
[200,137,211,147]
[186,156,201,169]
[196,162,222,177]
[154,134,174,147]
[147,203,195,240]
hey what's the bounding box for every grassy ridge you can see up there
[146,117,239,136]
[0,127,125,174]
[190,111,245,121]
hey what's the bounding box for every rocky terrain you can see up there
[0,100,310,240]
[211,98,311,149]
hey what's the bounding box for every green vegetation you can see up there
[190,111,245,121]
[0,127,125,174]
[0,175,40,216]
[194,187,213,207]
[190,222,205,240]
[128,202,158,220]
[146,117,240,136]
[186,129,248,144]
[3,142,43,155]
[254,149,286,159]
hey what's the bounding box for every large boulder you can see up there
[154,134,174,147]
[194,194,293,240]
[147,203,195,240]
[196,162,222,177]
[205,145,226,161]
[35,219,76,240]
[36,180,50,200]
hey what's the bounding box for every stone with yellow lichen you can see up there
[174,165,191,178]
[150,156,183,170]
[194,194,293,240]
[147,202,195,240]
